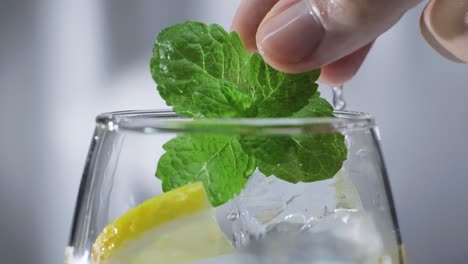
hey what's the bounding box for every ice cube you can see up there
[223,170,390,263]
[227,170,343,246]
[239,210,386,264]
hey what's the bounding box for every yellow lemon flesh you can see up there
[92,182,233,264]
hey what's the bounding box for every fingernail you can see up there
[257,0,324,64]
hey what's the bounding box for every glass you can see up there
[66,110,404,264]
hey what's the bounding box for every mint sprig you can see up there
[151,21,347,206]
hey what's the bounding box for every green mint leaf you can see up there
[246,53,320,117]
[156,134,256,206]
[292,92,334,118]
[150,21,320,118]
[240,93,347,183]
[150,22,252,118]
[241,133,347,183]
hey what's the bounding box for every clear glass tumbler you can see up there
[66,110,404,264]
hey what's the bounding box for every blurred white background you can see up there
[1,1,467,263]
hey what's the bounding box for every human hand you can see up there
[232,0,468,86]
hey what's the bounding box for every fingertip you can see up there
[318,43,374,86]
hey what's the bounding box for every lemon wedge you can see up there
[92,182,233,264]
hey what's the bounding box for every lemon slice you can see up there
[92,182,233,264]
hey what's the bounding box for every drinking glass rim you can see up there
[95,109,375,134]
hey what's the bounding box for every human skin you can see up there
[232,0,468,86]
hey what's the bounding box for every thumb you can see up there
[256,0,421,73]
